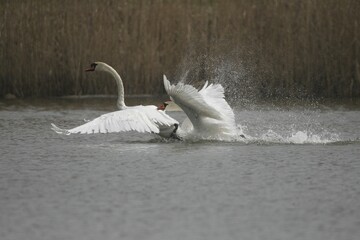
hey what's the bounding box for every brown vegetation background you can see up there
[0,0,359,98]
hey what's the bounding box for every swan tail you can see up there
[51,123,71,135]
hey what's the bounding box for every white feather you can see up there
[163,75,236,140]
[51,105,178,135]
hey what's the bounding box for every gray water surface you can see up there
[0,98,360,240]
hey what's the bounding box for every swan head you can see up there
[85,62,109,72]
[157,101,169,111]
[159,100,182,112]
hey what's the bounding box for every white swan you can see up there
[51,62,178,136]
[162,75,237,141]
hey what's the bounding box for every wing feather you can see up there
[163,75,221,120]
[163,75,236,137]
[198,82,236,128]
[51,106,178,135]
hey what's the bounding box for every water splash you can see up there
[235,125,341,144]
[287,130,340,144]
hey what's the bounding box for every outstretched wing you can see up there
[198,81,236,128]
[163,75,221,120]
[51,105,178,135]
[163,75,236,135]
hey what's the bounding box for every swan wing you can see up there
[163,75,236,138]
[163,75,221,121]
[51,106,178,135]
[198,81,236,128]
[136,105,179,128]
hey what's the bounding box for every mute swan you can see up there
[162,75,237,141]
[51,62,178,136]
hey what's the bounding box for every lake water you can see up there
[1,98,360,240]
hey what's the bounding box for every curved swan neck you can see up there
[114,72,126,109]
[98,63,126,109]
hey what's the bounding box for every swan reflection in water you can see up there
[51,62,237,141]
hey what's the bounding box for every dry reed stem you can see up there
[0,0,359,98]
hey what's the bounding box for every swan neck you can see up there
[115,73,126,109]
[103,65,126,109]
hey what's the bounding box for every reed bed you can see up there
[0,0,359,98]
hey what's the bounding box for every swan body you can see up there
[163,75,237,141]
[51,62,178,136]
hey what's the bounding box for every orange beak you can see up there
[157,104,166,111]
